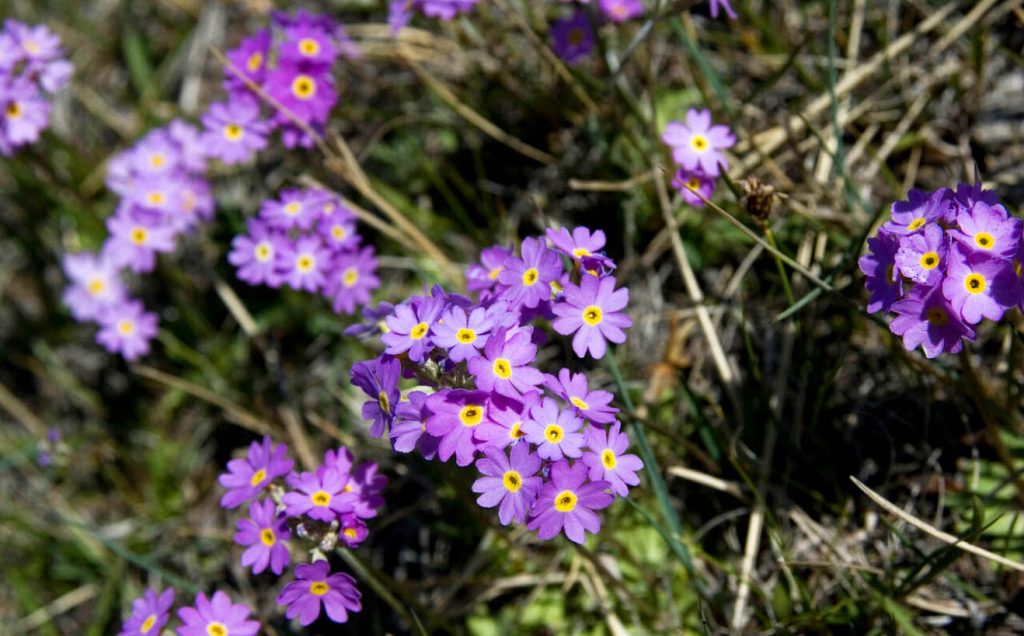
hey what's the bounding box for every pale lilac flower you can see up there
[527,460,613,544]
[200,95,270,164]
[661,108,735,177]
[546,368,618,425]
[471,444,542,526]
[582,422,642,496]
[890,287,975,358]
[276,235,330,292]
[551,275,632,359]
[96,300,158,360]
[941,244,1019,324]
[522,397,585,461]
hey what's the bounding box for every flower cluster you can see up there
[388,0,481,33]
[59,11,361,360]
[216,436,384,626]
[0,19,72,156]
[350,227,640,544]
[118,588,259,636]
[860,184,1023,358]
[228,187,379,314]
[662,108,736,207]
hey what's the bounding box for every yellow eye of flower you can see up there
[206,622,227,636]
[522,268,539,286]
[284,202,302,216]
[378,390,390,413]
[117,320,135,336]
[572,247,591,258]
[255,243,273,262]
[570,396,589,411]
[4,102,21,119]
[246,52,263,72]
[309,581,330,596]
[148,153,165,168]
[544,424,564,443]
[343,527,358,539]
[554,490,577,512]
[492,357,512,379]
[601,449,617,469]
[259,527,276,546]
[686,178,701,191]
[249,468,267,487]
[223,124,244,141]
[488,266,503,280]
[456,328,476,344]
[509,421,525,439]
[975,232,994,249]
[139,614,157,634]
[88,278,105,295]
[291,74,316,100]
[298,38,321,57]
[918,251,940,270]
[130,227,148,245]
[311,490,332,506]
[964,273,986,294]
[410,322,429,339]
[907,218,926,231]
[343,267,359,287]
[296,255,315,272]
[503,470,523,492]
[459,405,484,427]
[582,305,603,326]
[690,134,709,151]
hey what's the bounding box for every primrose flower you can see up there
[223,29,270,97]
[276,235,330,292]
[61,251,128,322]
[325,246,379,315]
[890,288,975,358]
[474,396,536,449]
[261,188,317,231]
[949,201,1020,259]
[391,391,439,458]
[218,436,294,509]
[467,245,512,293]
[546,226,607,263]
[96,300,158,361]
[550,11,595,65]
[279,23,339,68]
[880,188,952,235]
[661,108,736,177]
[200,95,270,164]
[582,422,642,496]
[551,274,632,359]
[177,591,259,636]
[941,245,1019,324]
[381,295,445,362]
[0,76,49,152]
[265,65,337,127]
[283,468,357,522]
[527,460,613,544]
[425,389,491,467]
[894,223,948,286]
[672,168,716,207]
[118,588,174,636]
[350,355,401,437]
[228,220,286,288]
[600,0,644,22]
[276,561,362,626]
[234,498,291,575]
[472,444,543,526]
[468,327,545,398]
[499,237,562,309]
[104,208,177,274]
[546,368,618,425]
[522,397,585,461]
[709,0,738,19]
[431,305,497,362]
[858,233,902,314]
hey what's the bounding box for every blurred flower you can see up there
[118,588,174,636]
[672,168,716,207]
[550,11,595,65]
[95,300,158,361]
[200,95,270,164]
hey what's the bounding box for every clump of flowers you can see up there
[228,187,380,315]
[349,226,640,544]
[216,436,385,626]
[388,0,481,33]
[118,588,260,636]
[0,19,72,156]
[662,107,736,207]
[859,184,1023,358]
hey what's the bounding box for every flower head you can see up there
[661,108,736,177]
[218,436,294,509]
[325,246,379,315]
[941,244,1019,324]
[468,327,545,398]
[527,460,613,544]
[890,287,975,358]
[467,245,512,293]
[118,588,174,636]
[672,168,716,207]
[234,498,291,575]
[858,233,902,314]
[881,188,953,235]
[391,390,439,459]
[283,468,357,522]
[61,251,127,322]
[472,444,543,526]
[550,11,595,65]
[949,200,1020,259]
[551,274,632,359]
[276,561,362,626]
[200,95,270,164]
[350,355,401,437]
[381,294,445,362]
[425,389,492,466]
[228,220,287,288]
[894,223,948,286]
[546,368,618,425]
[522,397,585,461]
[176,591,259,636]
[499,237,563,310]
[582,422,642,496]
[96,300,158,361]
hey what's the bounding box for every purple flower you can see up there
[858,233,902,314]
[468,327,545,398]
[391,390,440,459]
[581,422,642,496]
[527,460,613,544]
[105,207,177,274]
[228,220,286,288]
[350,355,401,437]
[551,275,632,359]
[318,215,358,253]
[276,235,329,292]
[276,561,362,626]
[234,499,291,575]
[881,188,952,235]
[661,108,736,177]
[279,23,339,68]
[96,300,158,361]
[432,305,498,362]
[61,251,127,322]
[265,65,337,127]
[467,245,512,293]
[200,95,270,164]
[672,168,716,207]
[600,0,644,22]
[340,514,369,547]
[890,288,975,358]
[260,188,317,231]
[119,588,174,636]
[472,444,542,526]
[223,29,270,97]
[474,395,536,449]
[894,223,947,286]
[550,11,595,65]
[425,389,491,466]
[546,368,618,425]
[283,468,357,522]
[176,591,259,636]
[522,397,585,461]
[499,237,563,309]
[381,294,445,362]
[949,201,1020,259]
[941,244,1019,324]
[325,246,380,315]
[344,459,388,519]
[546,226,607,263]
[343,302,395,339]
[218,436,294,509]
[709,0,738,19]
[0,76,50,155]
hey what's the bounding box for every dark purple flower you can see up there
[218,436,294,509]
[890,288,975,358]
[276,561,361,626]
[350,355,401,437]
[551,274,632,359]
[118,588,174,636]
[425,389,490,466]
[176,591,259,636]
[234,498,291,575]
[859,233,902,314]
[391,390,440,459]
[522,397,585,461]
[472,444,542,525]
[894,223,947,286]
[527,460,613,544]
[546,368,618,425]
[550,11,595,65]
[223,29,270,97]
[96,300,158,360]
[582,422,642,496]
[941,244,1019,324]
[672,168,716,207]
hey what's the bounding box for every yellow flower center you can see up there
[260,527,276,547]
[918,251,939,270]
[522,267,539,286]
[509,421,525,439]
[568,28,585,46]
[492,357,512,379]
[410,322,429,339]
[309,581,330,596]
[488,266,503,280]
[690,134,709,152]
[148,153,165,169]
[249,468,267,487]
[907,218,926,231]
[296,255,315,273]
[964,273,987,295]
[601,449,617,469]
[456,328,476,344]
[502,470,523,492]
[117,320,135,336]
[246,52,263,72]
[554,490,577,512]
[311,490,332,506]
[140,614,157,634]
[343,267,359,287]
[5,102,21,119]
[378,390,390,413]
[298,38,321,57]
[582,305,603,326]
[544,424,564,443]
[572,247,591,258]
[284,202,302,216]
[331,225,348,240]
[23,40,40,55]
[146,191,166,207]
[254,243,272,262]
[686,178,701,191]
[925,306,949,326]
[130,227,148,245]
[343,527,358,540]
[975,232,994,249]
[291,75,316,100]
[87,278,105,296]
[206,622,227,636]
[223,124,244,142]
[570,396,589,411]
[459,405,484,427]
